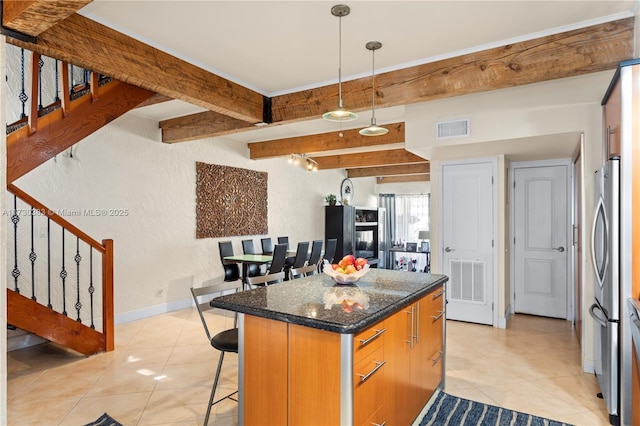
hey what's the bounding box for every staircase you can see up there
[5,45,154,355]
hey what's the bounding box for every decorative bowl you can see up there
[322,260,370,285]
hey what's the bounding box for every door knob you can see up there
[444,247,454,253]
[553,246,565,252]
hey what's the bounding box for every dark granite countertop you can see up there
[210,269,448,334]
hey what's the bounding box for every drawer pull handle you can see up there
[372,422,386,426]
[406,307,414,349]
[433,289,445,300]
[414,302,421,344]
[432,310,445,321]
[432,351,444,365]
[358,328,386,347]
[358,360,386,383]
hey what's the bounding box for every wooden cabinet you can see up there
[241,283,445,425]
[354,346,385,425]
[603,73,621,158]
[384,284,445,425]
[325,205,355,261]
[353,320,386,425]
[325,205,380,265]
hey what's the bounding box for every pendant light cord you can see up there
[338,15,343,108]
[371,46,376,121]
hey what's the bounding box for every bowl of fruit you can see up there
[323,255,370,285]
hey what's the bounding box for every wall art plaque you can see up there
[196,162,268,238]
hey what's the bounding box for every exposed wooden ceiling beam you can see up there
[6,13,265,124]
[348,163,431,178]
[135,93,173,108]
[153,17,633,140]
[271,18,633,123]
[2,0,91,37]
[314,149,425,170]
[160,110,255,143]
[377,175,430,184]
[248,122,405,159]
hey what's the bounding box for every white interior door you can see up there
[513,164,569,319]
[442,161,495,325]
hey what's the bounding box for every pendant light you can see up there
[322,4,358,122]
[359,41,388,136]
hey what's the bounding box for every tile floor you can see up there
[7,309,609,425]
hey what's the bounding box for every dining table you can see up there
[224,249,322,285]
[223,254,273,288]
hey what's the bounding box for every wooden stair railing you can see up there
[6,49,154,183]
[6,184,114,355]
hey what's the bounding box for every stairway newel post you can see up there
[102,239,114,351]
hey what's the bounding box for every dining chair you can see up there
[246,271,286,286]
[323,238,338,264]
[261,237,274,255]
[245,243,287,288]
[241,239,261,277]
[307,240,323,268]
[190,281,242,425]
[218,241,240,283]
[291,263,318,278]
[277,236,290,250]
[286,241,310,280]
[267,243,288,275]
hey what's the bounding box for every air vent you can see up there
[436,119,470,139]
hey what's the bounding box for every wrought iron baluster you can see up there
[47,218,52,308]
[69,65,74,95]
[60,228,68,316]
[75,237,82,322]
[29,207,37,301]
[89,248,95,329]
[54,59,60,102]
[11,195,21,292]
[38,56,44,109]
[19,48,27,118]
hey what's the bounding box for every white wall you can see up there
[375,181,430,195]
[405,74,607,371]
[14,113,349,322]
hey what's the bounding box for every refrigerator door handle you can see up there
[590,196,609,288]
[589,303,608,328]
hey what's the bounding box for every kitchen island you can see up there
[211,268,448,425]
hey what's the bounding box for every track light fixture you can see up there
[322,4,357,122]
[288,154,318,172]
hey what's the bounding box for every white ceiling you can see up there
[77,1,638,160]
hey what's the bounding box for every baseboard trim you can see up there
[496,305,512,329]
[582,359,596,374]
[114,297,193,325]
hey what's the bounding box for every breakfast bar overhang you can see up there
[211,269,448,425]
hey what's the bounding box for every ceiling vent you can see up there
[436,119,470,139]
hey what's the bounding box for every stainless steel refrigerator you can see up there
[589,156,626,424]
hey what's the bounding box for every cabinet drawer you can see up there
[360,406,386,426]
[426,348,445,395]
[428,286,446,311]
[354,346,385,425]
[354,320,385,362]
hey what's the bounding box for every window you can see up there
[394,194,430,245]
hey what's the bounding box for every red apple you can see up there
[342,254,356,266]
[355,257,368,268]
